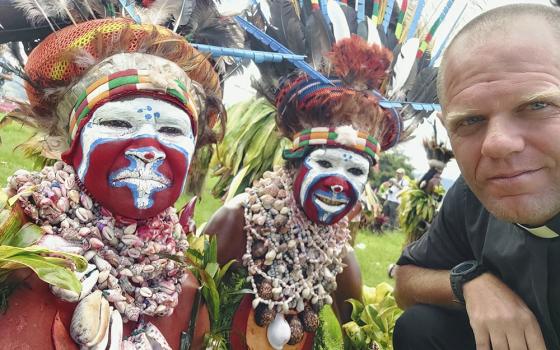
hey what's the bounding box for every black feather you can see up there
[304,9,334,72]
[176,0,195,27]
[268,0,305,54]
[180,1,245,50]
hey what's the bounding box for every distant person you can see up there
[382,168,408,230]
[394,4,560,350]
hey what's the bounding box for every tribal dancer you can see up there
[0,1,241,348]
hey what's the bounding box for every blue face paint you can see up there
[109,146,170,210]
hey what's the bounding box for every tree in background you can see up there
[369,151,414,190]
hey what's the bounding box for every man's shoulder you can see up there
[439,176,490,231]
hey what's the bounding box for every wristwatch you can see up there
[450,260,487,304]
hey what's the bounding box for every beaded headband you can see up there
[283,125,380,163]
[68,68,198,142]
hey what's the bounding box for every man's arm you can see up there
[394,265,456,310]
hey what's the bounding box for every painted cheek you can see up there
[69,138,189,219]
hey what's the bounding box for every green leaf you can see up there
[0,252,82,292]
[199,269,220,328]
[216,259,236,287]
[346,298,365,322]
[224,165,250,202]
[4,223,43,248]
[205,262,219,279]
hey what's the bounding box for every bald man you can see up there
[394,4,560,350]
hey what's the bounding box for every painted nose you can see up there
[126,148,165,163]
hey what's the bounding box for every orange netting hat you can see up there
[19,17,223,157]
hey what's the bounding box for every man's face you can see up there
[70,97,195,219]
[442,19,560,225]
[293,148,370,225]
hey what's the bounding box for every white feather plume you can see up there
[326,0,350,42]
[366,17,381,45]
[389,37,420,96]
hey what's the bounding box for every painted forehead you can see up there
[91,97,193,127]
[306,148,370,167]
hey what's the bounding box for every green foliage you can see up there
[211,98,291,200]
[0,123,36,186]
[398,181,445,244]
[313,306,344,350]
[369,151,414,189]
[182,235,250,350]
[343,283,403,350]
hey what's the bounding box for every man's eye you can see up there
[528,101,549,110]
[317,160,332,168]
[159,126,184,136]
[99,120,132,128]
[348,168,364,176]
[459,116,485,126]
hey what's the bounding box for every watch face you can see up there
[453,261,478,275]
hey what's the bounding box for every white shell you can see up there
[70,290,110,347]
[108,309,123,350]
[267,313,291,350]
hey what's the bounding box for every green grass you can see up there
[0,123,36,185]
[354,229,406,287]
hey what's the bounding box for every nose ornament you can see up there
[331,185,344,193]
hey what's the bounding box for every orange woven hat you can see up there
[21,17,222,155]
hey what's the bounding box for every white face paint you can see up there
[299,148,370,222]
[77,97,195,210]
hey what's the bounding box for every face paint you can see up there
[68,97,195,219]
[293,148,370,225]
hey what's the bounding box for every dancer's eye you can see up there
[99,119,133,129]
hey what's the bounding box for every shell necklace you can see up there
[242,167,351,346]
[9,161,190,348]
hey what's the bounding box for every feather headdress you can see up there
[240,0,483,149]
[0,0,250,161]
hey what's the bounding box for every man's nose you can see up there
[126,147,165,163]
[481,116,525,159]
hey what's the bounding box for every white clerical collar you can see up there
[516,224,559,239]
[516,214,560,238]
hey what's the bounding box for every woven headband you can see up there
[283,126,380,163]
[68,68,198,141]
[276,76,401,150]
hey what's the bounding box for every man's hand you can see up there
[463,273,546,350]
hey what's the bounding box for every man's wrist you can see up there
[450,260,488,304]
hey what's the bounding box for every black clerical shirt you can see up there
[397,176,560,349]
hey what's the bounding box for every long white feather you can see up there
[366,17,381,45]
[326,0,350,42]
[389,37,420,95]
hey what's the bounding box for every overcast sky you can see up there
[222,0,554,181]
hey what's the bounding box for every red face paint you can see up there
[293,166,359,225]
[66,137,188,219]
